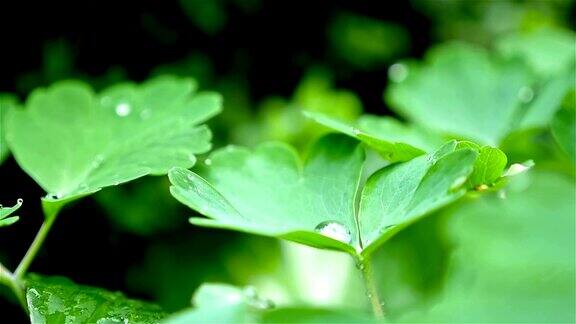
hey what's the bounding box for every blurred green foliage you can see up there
[1,1,575,323]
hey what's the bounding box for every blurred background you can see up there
[1,0,575,322]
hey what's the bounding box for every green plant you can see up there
[0,25,574,323]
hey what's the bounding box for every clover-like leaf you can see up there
[169,134,480,257]
[0,199,22,227]
[7,76,221,211]
[26,274,166,323]
[386,43,570,146]
[304,110,443,161]
[0,94,18,164]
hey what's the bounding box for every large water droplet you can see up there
[314,221,352,244]
[115,103,131,117]
[517,86,534,103]
[388,63,409,83]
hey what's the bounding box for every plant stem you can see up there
[0,262,28,311]
[356,256,384,320]
[15,215,57,279]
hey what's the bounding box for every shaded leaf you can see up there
[26,274,166,323]
[304,110,443,161]
[551,104,576,162]
[0,199,22,228]
[0,94,18,164]
[7,76,221,212]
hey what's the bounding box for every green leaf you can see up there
[386,43,536,146]
[169,134,479,257]
[304,110,443,161]
[0,199,22,227]
[26,274,166,323]
[261,307,373,323]
[496,27,576,78]
[0,94,18,164]
[163,283,372,324]
[467,146,508,188]
[7,76,221,210]
[409,171,575,322]
[551,104,576,162]
[163,284,270,323]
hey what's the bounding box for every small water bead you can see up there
[243,287,275,310]
[115,103,132,117]
[139,109,151,119]
[314,221,352,244]
[204,158,212,166]
[16,198,23,204]
[517,86,534,103]
[388,63,409,83]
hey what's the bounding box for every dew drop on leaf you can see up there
[139,109,151,119]
[388,63,409,83]
[115,103,132,117]
[204,158,212,166]
[314,221,352,244]
[517,86,534,103]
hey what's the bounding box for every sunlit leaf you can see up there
[6,76,221,213]
[169,134,483,257]
[26,274,166,323]
[0,199,22,228]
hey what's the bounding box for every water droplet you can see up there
[100,96,112,106]
[352,127,361,135]
[115,103,131,117]
[139,109,151,119]
[314,221,352,244]
[16,198,23,204]
[497,190,507,200]
[204,158,212,166]
[243,287,274,310]
[388,63,409,83]
[517,86,534,103]
[449,176,468,191]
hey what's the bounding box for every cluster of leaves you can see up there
[0,20,574,324]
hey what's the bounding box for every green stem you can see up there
[356,255,384,320]
[15,215,57,279]
[0,262,28,312]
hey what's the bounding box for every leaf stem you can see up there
[15,215,57,279]
[356,255,384,320]
[0,262,28,311]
